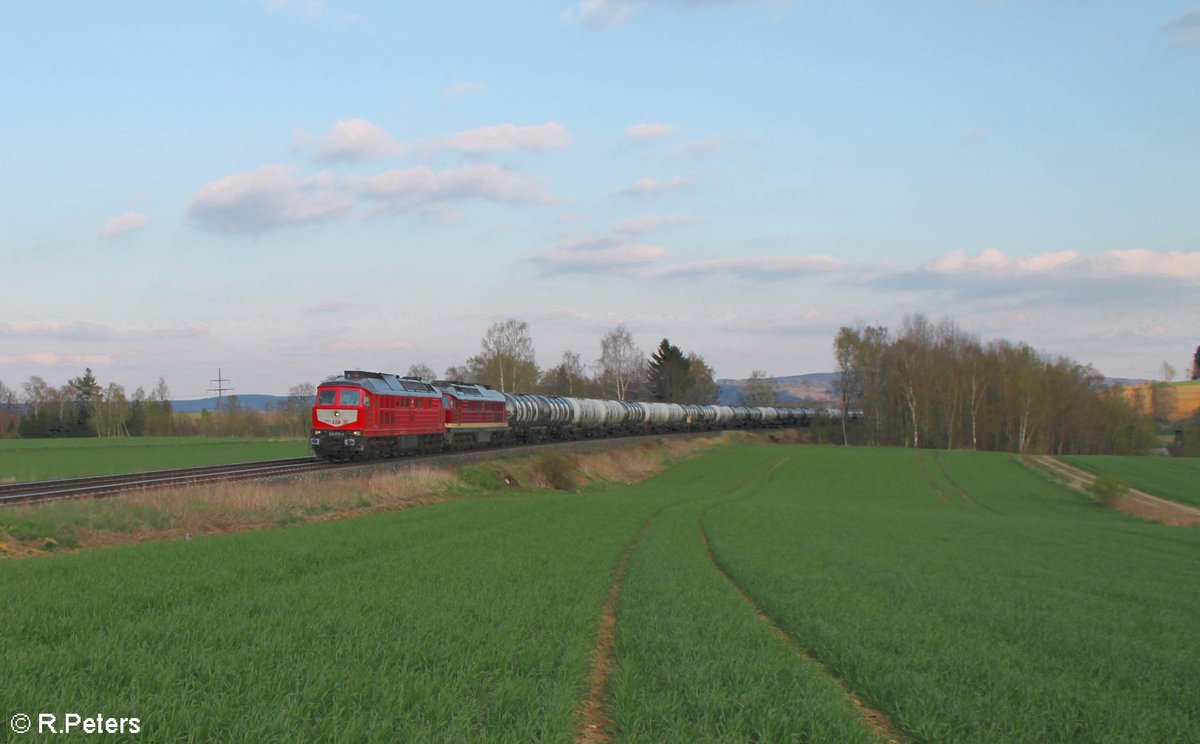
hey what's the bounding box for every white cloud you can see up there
[926,248,1012,274]
[0,352,115,366]
[985,312,1032,329]
[614,214,698,235]
[574,0,769,30]
[1013,251,1080,273]
[290,126,314,152]
[723,310,830,331]
[0,321,209,341]
[619,175,690,197]
[670,137,724,159]
[1088,249,1200,279]
[923,248,1200,280]
[658,254,842,280]
[444,81,486,98]
[528,216,699,276]
[326,340,411,352]
[444,121,571,153]
[307,300,359,313]
[1165,9,1200,47]
[188,165,351,234]
[316,119,406,161]
[349,163,556,210]
[99,211,148,238]
[578,0,635,28]
[530,241,668,275]
[1138,321,1168,337]
[626,122,676,141]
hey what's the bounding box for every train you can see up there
[309,370,839,462]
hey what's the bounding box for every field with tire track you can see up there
[2,443,1196,742]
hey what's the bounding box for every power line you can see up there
[207,368,234,401]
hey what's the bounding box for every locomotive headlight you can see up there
[353,431,362,436]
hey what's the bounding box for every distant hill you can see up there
[1103,377,1152,388]
[167,374,1171,414]
[171,395,290,413]
[716,373,838,406]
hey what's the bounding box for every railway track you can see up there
[0,458,332,507]
[0,430,731,508]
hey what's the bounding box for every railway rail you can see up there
[0,458,331,507]
[0,431,727,508]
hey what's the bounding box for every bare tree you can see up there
[443,364,472,382]
[0,378,15,408]
[740,370,776,407]
[468,319,538,392]
[22,375,49,417]
[893,315,935,448]
[540,351,589,396]
[683,352,718,404]
[596,324,643,401]
[1161,361,1176,383]
[406,363,437,380]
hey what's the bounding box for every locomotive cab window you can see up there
[318,390,336,405]
[340,390,360,406]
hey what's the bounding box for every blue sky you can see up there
[2,1,1198,396]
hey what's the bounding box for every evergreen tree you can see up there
[647,339,691,402]
[67,368,102,436]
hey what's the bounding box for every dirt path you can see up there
[575,514,657,744]
[1023,455,1199,527]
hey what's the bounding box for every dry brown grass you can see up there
[1,435,730,557]
[1111,494,1199,527]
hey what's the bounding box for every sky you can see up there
[2,1,1198,397]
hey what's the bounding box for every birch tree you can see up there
[596,324,643,401]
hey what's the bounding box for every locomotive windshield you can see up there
[316,388,360,405]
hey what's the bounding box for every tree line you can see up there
[0,373,318,440]
[5,314,1167,453]
[833,315,1158,455]
[427,319,723,405]
[0,321,730,440]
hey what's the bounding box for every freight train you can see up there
[310,370,834,462]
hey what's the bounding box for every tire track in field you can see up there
[917,456,950,503]
[699,456,904,743]
[575,513,658,744]
[932,453,1001,514]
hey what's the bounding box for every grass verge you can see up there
[0,435,719,557]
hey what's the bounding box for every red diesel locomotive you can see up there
[311,369,825,462]
[310,370,506,461]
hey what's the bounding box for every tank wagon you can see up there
[310,370,820,462]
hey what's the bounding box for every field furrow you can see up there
[3,441,1196,741]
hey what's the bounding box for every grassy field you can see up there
[1120,378,1200,420]
[2,442,1197,741]
[707,448,1200,741]
[0,437,309,482]
[1061,454,1200,508]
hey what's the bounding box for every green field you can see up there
[0,437,310,482]
[2,444,1197,741]
[1062,454,1200,508]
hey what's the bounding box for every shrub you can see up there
[1092,474,1129,507]
[537,454,582,491]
